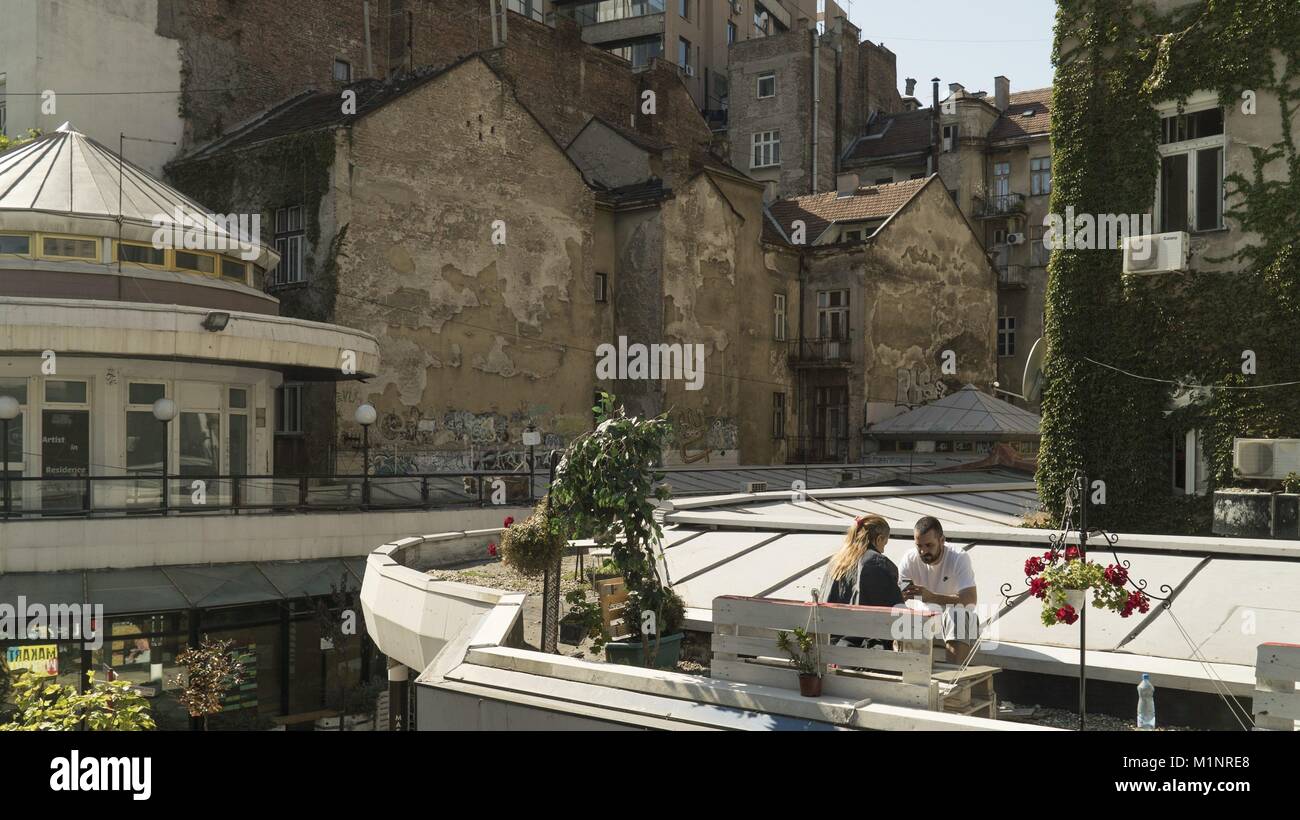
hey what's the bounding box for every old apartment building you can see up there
[765,174,998,461]
[841,80,1053,408]
[169,55,801,471]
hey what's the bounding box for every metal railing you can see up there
[788,334,852,365]
[787,436,852,464]
[997,264,1026,288]
[973,192,1025,218]
[0,461,897,519]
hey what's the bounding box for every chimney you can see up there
[995,75,1010,111]
[836,172,860,197]
[932,78,940,110]
[905,77,917,96]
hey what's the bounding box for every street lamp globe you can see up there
[355,403,377,427]
[151,397,177,422]
[0,395,19,421]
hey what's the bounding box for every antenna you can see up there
[117,132,178,272]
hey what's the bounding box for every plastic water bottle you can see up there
[1137,673,1156,730]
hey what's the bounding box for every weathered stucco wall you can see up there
[336,58,599,465]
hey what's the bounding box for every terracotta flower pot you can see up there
[798,674,823,697]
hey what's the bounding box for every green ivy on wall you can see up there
[1039,0,1300,534]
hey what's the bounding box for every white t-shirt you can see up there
[899,543,976,598]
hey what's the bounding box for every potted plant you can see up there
[498,495,567,577]
[549,392,681,668]
[559,587,607,651]
[1024,547,1150,626]
[603,587,687,669]
[776,628,823,697]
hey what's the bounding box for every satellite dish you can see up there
[1023,337,1046,403]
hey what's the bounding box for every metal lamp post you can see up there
[355,404,376,507]
[0,395,19,520]
[152,398,177,512]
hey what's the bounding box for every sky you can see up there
[845,0,1057,100]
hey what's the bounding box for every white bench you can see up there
[1254,642,1300,730]
[710,595,999,716]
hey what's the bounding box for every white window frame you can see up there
[1031,156,1052,196]
[992,161,1011,197]
[942,124,958,153]
[756,72,776,99]
[595,272,608,303]
[751,130,781,169]
[816,290,849,340]
[1155,94,1225,233]
[997,315,1016,358]
[333,58,352,83]
[773,293,786,341]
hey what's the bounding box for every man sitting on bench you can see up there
[899,516,979,664]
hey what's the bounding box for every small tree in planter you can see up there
[776,628,823,697]
[549,393,678,667]
[171,637,246,731]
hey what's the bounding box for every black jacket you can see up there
[817,550,904,649]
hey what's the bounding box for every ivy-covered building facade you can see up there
[1039,0,1300,533]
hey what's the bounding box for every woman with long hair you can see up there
[817,514,904,647]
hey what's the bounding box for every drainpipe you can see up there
[811,28,820,192]
[833,26,843,175]
[363,1,375,77]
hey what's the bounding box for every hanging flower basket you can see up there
[1024,549,1151,627]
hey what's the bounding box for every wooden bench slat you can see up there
[711,658,931,708]
[715,596,934,640]
[711,633,931,681]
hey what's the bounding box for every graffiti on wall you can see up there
[896,366,950,408]
[668,408,738,463]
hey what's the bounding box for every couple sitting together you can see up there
[817,513,979,664]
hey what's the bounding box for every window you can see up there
[751,130,780,168]
[595,272,608,303]
[773,293,786,341]
[45,380,88,404]
[997,315,1015,357]
[221,258,249,284]
[128,383,166,405]
[817,290,849,340]
[272,205,305,284]
[678,37,691,69]
[175,250,216,275]
[1158,104,1224,232]
[842,228,863,242]
[333,59,352,83]
[772,393,785,439]
[754,8,769,36]
[942,124,958,152]
[1031,156,1052,196]
[229,388,249,476]
[277,384,304,434]
[608,36,663,68]
[679,0,688,18]
[0,233,30,255]
[727,21,736,45]
[126,383,167,483]
[1030,223,1051,266]
[993,161,1010,197]
[874,177,892,185]
[42,236,98,260]
[993,227,1008,245]
[117,242,165,267]
[757,72,775,99]
[1,380,26,482]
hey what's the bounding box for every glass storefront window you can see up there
[204,623,281,730]
[91,617,190,731]
[230,414,248,476]
[45,380,88,404]
[179,412,219,475]
[41,408,89,511]
[2,641,82,692]
[128,383,166,405]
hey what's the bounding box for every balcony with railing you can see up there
[553,0,665,27]
[997,264,1027,289]
[787,334,853,367]
[787,436,852,464]
[973,192,1026,219]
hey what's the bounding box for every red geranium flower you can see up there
[1121,589,1150,617]
[1104,563,1129,587]
[1064,545,1081,561]
[1024,556,1046,577]
[503,516,515,528]
[1056,605,1079,625]
[1030,577,1051,599]
[1042,549,1058,562]
[487,541,498,557]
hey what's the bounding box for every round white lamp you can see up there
[0,395,18,421]
[354,403,377,427]
[151,397,177,422]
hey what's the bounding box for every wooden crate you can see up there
[932,664,999,719]
[596,577,631,639]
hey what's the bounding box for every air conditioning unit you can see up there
[684,64,695,78]
[745,481,768,493]
[1122,231,1189,274]
[1233,438,1300,479]
[1007,232,1025,245]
